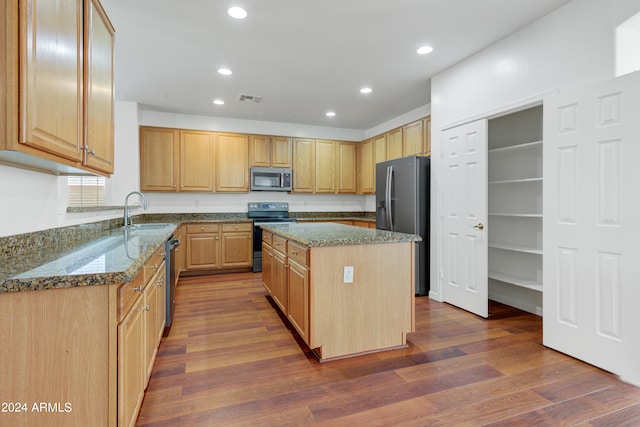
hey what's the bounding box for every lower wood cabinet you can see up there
[287,258,309,342]
[0,244,167,427]
[118,249,166,427]
[186,222,252,272]
[261,234,310,343]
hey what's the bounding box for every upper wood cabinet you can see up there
[249,135,292,168]
[216,132,249,192]
[292,138,315,193]
[140,127,180,191]
[0,0,115,176]
[403,120,424,156]
[358,139,374,194]
[140,127,215,192]
[84,0,115,174]
[180,130,215,192]
[424,116,431,156]
[386,127,403,160]
[315,139,336,193]
[374,134,387,164]
[336,142,357,194]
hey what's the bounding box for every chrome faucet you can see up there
[123,191,148,227]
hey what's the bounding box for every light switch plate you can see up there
[343,266,354,283]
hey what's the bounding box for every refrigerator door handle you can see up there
[385,165,394,231]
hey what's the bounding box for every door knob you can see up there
[473,223,485,230]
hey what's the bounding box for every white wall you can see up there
[429,0,640,300]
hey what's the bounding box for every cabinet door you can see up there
[271,136,292,167]
[359,139,374,194]
[315,139,335,193]
[336,142,357,194]
[423,116,431,156]
[386,128,403,160]
[292,138,315,192]
[186,233,220,269]
[21,0,83,162]
[216,133,249,192]
[180,130,214,191]
[374,134,387,164]
[83,0,115,174]
[261,242,273,294]
[271,250,288,314]
[403,120,424,156]
[143,281,158,385]
[221,231,252,267]
[249,135,271,167]
[140,127,179,191]
[118,296,145,427]
[288,259,309,343]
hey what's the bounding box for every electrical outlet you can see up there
[343,266,354,283]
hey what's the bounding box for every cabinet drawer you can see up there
[187,223,220,234]
[272,235,287,253]
[144,247,166,283]
[222,222,252,232]
[288,241,309,266]
[118,273,144,322]
[263,231,272,246]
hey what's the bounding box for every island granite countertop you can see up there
[260,222,421,247]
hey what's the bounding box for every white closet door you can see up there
[543,71,640,385]
[442,119,488,318]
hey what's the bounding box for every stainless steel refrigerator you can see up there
[376,155,430,295]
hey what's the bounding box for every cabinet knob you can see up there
[157,278,163,287]
[472,223,485,230]
[234,225,238,230]
[291,250,297,255]
[153,264,159,269]
[143,305,151,311]
[133,286,143,292]
[201,227,205,231]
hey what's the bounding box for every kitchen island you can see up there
[260,222,420,361]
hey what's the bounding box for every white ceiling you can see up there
[100,0,572,130]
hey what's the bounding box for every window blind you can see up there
[68,176,106,207]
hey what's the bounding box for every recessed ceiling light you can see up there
[218,68,232,75]
[360,87,373,94]
[416,45,433,55]
[228,7,247,19]
[326,111,336,117]
[213,99,224,105]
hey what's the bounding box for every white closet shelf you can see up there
[488,140,543,153]
[488,243,542,255]
[488,270,543,292]
[488,213,542,218]
[488,177,543,185]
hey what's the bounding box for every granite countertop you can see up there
[0,223,178,293]
[0,212,377,294]
[261,222,421,247]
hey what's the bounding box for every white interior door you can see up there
[543,71,640,385]
[442,120,488,318]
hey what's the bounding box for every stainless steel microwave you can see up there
[250,167,293,191]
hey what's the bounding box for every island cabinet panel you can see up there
[261,226,415,361]
[309,242,414,360]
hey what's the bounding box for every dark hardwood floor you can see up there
[136,273,640,426]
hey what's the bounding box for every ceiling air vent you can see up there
[238,94,262,103]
